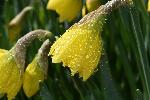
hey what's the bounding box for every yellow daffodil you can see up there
[82,0,101,17]
[148,0,150,12]
[50,10,105,81]
[86,0,101,12]
[23,40,50,97]
[0,49,8,56]
[50,23,103,81]
[23,56,44,97]
[0,49,23,100]
[49,0,132,81]
[8,6,32,43]
[0,30,53,99]
[47,0,82,22]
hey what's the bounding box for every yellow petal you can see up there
[82,5,87,17]
[0,49,8,56]
[86,0,101,12]
[0,51,22,100]
[23,56,44,97]
[47,0,82,22]
[148,0,150,12]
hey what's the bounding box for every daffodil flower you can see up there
[8,6,33,43]
[49,0,132,81]
[23,40,50,97]
[0,30,53,100]
[86,0,101,12]
[0,49,22,100]
[47,0,82,22]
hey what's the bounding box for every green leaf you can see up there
[129,6,150,100]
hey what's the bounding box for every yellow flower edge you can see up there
[47,0,82,22]
[50,24,103,81]
[0,50,23,100]
[148,0,150,12]
[23,56,44,97]
[86,0,101,12]
[0,49,8,56]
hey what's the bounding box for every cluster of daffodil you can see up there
[0,0,133,99]
[47,0,101,22]
[0,30,52,100]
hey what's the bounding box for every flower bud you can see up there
[23,40,50,97]
[8,6,33,43]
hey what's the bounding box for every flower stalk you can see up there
[38,39,51,78]
[12,29,53,74]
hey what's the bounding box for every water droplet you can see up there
[86,55,89,59]
[39,80,42,82]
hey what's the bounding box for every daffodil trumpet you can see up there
[23,39,50,97]
[86,0,101,12]
[0,29,53,100]
[49,0,132,81]
[47,0,82,22]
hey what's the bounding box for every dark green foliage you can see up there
[0,0,150,100]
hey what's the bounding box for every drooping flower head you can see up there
[49,0,132,81]
[0,30,52,100]
[23,40,50,97]
[8,6,33,43]
[0,49,22,100]
[47,0,82,22]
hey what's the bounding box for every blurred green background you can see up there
[0,0,150,100]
